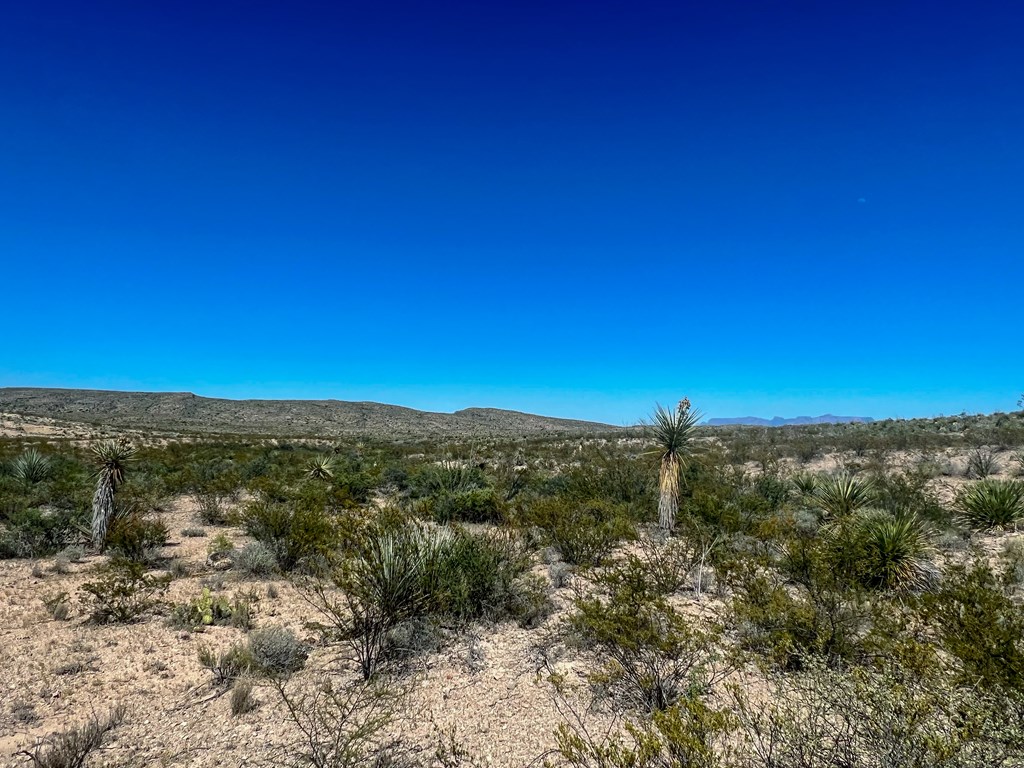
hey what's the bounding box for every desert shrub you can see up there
[198,624,307,685]
[80,561,171,623]
[966,447,1000,479]
[730,538,874,670]
[43,591,72,621]
[871,468,951,527]
[248,625,308,677]
[957,479,1024,531]
[922,561,1024,692]
[0,507,82,558]
[552,696,735,768]
[236,541,278,576]
[207,532,235,556]
[410,463,487,498]
[427,488,505,524]
[568,564,725,712]
[105,511,168,564]
[270,674,409,768]
[1001,538,1024,586]
[242,495,343,572]
[17,704,126,768]
[230,677,258,716]
[307,521,535,679]
[731,659,1024,768]
[520,497,634,566]
[195,492,233,525]
[181,526,207,537]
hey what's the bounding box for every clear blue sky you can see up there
[2,1,1021,425]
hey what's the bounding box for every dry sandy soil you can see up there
[0,498,608,768]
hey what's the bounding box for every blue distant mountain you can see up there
[706,414,875,427]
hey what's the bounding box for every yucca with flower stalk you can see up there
[647,398,701,531]
[90,437,135,550]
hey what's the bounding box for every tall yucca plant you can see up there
[91,438,135,550]
[647,398,701,531]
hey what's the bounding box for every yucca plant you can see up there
[90,438,136,550]
[814,473,875,518]
[305,455,335,482]
[957,479,1024,531]
[849,510,934,591]
[647,398,701,531]
[11,449,52,486]
[791,472,819,498]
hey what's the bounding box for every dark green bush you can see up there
[427,488,505,524]
[0,507,82,558]
[519,497,634,566]
[105,512,168,563]
[242,495,343,572]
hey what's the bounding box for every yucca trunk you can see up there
[658,454,680,531]
[91,471,116,550]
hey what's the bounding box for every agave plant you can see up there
[814,473,876,518]
[91,438,136,550]
[305,455,336,482]
[11,449,52,485]
[957,479,1024,531]
[849,510,934,591]
[647,398,701,531]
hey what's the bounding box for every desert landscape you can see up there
[2,392,1024,767]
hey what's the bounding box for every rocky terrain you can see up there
[0,389,615,440]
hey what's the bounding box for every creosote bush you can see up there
[80,561,170,623]
[519,496,634,566]
[18,704,126,768]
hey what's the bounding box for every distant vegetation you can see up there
[2,402,1024,765]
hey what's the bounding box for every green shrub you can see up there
[957,479,1024,531]
[568,564,724,712]
[0,507,82,558]
[520,497,634,566]
[242,496,342,572]
[105,512,168,564]
[428,488,505,524]
[923,561,1024,691]
[80,561,170,623]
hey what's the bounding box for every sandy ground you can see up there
[0,499,600,768]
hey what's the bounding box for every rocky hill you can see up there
[0,388,614,439]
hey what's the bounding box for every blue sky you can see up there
[1,1,1021,425]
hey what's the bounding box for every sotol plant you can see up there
[12,449,52,486]
[814,473,875,518]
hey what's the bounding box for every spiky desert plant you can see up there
[957,479,1024,531]
[791,472,819,498]
[90,438,135,550]
[305,455,335,482]
[12,449,52,486]
[814,473,875,518]
[850,510,933,591]
[648,398,701,531]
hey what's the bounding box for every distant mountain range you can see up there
[706,414,875,427]
[0,388,614,439]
